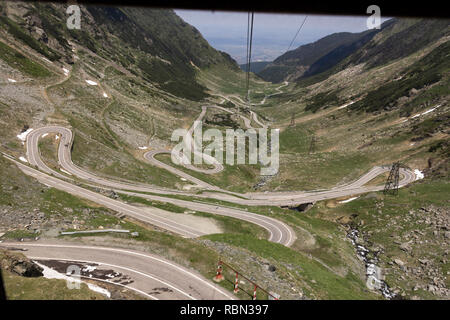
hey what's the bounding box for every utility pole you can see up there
[384,162,400,195]
[290,112,295,127]
[309,135,316,154]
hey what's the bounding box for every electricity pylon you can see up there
[383,162,400,195]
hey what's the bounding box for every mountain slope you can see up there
[239,61,271,74]
[247,15,449,194]
[0,2,239,101]
[1,2,449,301]
[0,1,246,190]
[257,27,382,83]
[259,18,450,86]
[345,18,450,69]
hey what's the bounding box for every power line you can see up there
[243,12,250,110]
[245,12,254,102]
[245,12,250,75]
[286,15,308,53]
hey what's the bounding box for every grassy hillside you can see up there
[0,2,448,300]
[0,1,248,188]
[258,18,450,87]
[258,28,381,83]
[349,40,450,114]
[240,61,271,74]
[307,178,450,299]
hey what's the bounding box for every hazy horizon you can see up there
[175,10,391,64]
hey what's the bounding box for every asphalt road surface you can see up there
[8,156,295,246]
[2,81,420,301]
[0,242,235,300]
[5,104,417,247]
[24,124,416,206]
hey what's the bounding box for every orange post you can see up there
[234,272,239,293]
[213,260,224,282]
[253,284,258,300]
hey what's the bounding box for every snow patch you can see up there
[36,262,111,298]
[82,265,97,273]
[410,104,441,119]
[138,146,148,150]
[8,78,17,83]
[102,92,108,98]
[17,128,33,141]
[55,135,60,140]
[63,68,69,76]
[85,80,98,86]
[42,133,48,138]
[414,169,424,180]
[337,101,355,110]
[421,104,441,115]
[339,196,359,204]
[19,156,28,163]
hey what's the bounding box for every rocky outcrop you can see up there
[0,249,43,277]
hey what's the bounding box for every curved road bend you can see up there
[244,166,415,202]
[119,190,296,247]
[168,104,259,175]
[26,126,202,197]
[13,158,207,239]
[29,120,416,206]
[0,242,235,300]
[22,126,416,239]
[9,156,295,247]
[20,110,416,246]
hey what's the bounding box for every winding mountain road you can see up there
[8,102,417,247]
[11,158,207,239]
[1,83,420,301]
[251,81,289,106]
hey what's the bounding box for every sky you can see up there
[175,10,390,64]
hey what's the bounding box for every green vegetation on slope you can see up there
[0,16,61,61]
[206,234,376,300]
[350,41,450,113]
[310,178,449,299]
[0,41,51,78]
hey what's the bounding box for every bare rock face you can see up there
[1,250,43,277]
[32,26,48,43]
[11,258,43,277]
